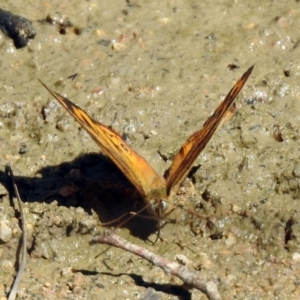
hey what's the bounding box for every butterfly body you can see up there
[39,65,253,218]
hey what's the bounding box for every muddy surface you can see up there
[1,1,300,299]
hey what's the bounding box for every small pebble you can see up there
[292,252,300,262]
[157,17,172,24]
[232,204,241,213]
[61,267,73,277]
[225,233,237,247]
[112,42,126,51]
[78,219,97,234]
[0,220,12,243]
[1,259,13,269]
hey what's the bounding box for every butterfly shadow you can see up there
[0,153,159,240]
[73,269,192,299]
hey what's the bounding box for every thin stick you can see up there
[6,163,27,300]
[91,231,222,300]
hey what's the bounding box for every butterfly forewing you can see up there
[39,80,167,201]
[165,65,254,195]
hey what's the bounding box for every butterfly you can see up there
[39,65,253,218]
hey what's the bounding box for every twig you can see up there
[6,163,27,300]
[91,231,222,300]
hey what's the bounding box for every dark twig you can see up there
[6,163,27,300]
[91,231,222,300]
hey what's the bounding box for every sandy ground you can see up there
[1,1,300,299]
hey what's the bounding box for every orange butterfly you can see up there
[39,66,253,217]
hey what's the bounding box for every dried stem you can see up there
[6,163,27,300]
[91,231,221,300]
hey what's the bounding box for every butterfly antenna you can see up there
[100,202,159,228]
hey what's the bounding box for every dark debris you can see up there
[0,8,36,48]
[45,12,80,35]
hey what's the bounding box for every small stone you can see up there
[292,252,300,262]
[61,267,73,278]
[232,204,241,213]
[95,29,106,36]
[198,252,212,269]
[225,233,237,247]
[293,165,300,177]
[26,223,34,231]
[78,219,97,234]
[0,182,7,197]
[0,220,12,243]
[112,42,126,51]
[1,259,13,269]
[157,17,172,24]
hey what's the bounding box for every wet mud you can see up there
[1,1,300,299]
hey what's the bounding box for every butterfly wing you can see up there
[39,80,167,201]
[165,65,254,195]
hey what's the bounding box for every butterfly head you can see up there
[149,198,170,217]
